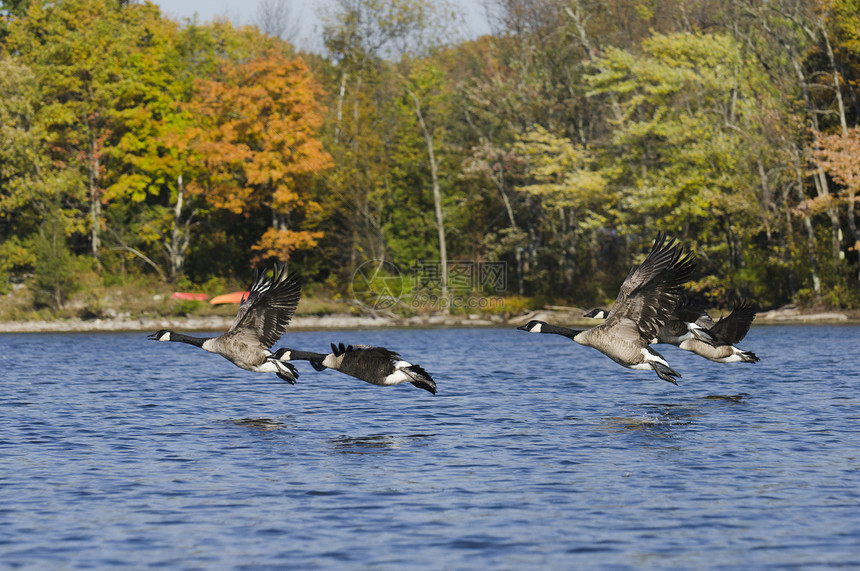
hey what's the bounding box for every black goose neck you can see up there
[286,350,328,361]
[542,323,583,340]
[170,332,207,347]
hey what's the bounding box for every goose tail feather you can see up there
[310,360,327,372]
[275,361,299,384]
[651,361,681,385]
[404,364,436,394]
[740,350,760,363]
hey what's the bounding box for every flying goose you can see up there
[518,232,696,384]
[148,262,302,383]
[585,298,759,363]
[275,342,437,394]
[674,299,759,362]
[584,297,715,346]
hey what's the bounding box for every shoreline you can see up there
[0,313,509,333]
[1,304,857,333]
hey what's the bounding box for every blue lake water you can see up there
[1,325,859,569]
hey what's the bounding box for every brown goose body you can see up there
[677,300,759,362]
[148,262,302,383]
[586,298,759,363]
[519,232,696,384]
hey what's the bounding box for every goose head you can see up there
[274,348,293,360]
[148,330,171,341]
[517,320,545,333]
[583,308,608,319]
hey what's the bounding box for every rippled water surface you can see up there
[2,325,859,569]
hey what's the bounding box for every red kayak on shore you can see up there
[171,292,209,301]
[209,291,251,305]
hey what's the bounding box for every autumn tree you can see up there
[187,49,332,265]
[814,127,860,286]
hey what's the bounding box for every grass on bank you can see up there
[3,265,857,324]
[0,270,542,323]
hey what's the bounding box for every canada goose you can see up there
[148,262,302,383]
[275,343,436,394]
[676,300,759,363]
[518,232,696,384]
[584,297,715,346]
[585,298,759,363]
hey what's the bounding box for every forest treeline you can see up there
[1,0,860,312]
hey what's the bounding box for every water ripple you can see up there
[1,326,859,568]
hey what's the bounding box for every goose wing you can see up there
[339,345,400,380]
[228,262,302,348]
[672,297,710,325]
[601,233,696,343]
[346,344,399,359]
[707,299,756,344]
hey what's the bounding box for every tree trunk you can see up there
[163,175,196,281]
[89,150,101,258]
[794,159,821,294]
[492,152,523,295]
[791,53,842,262]
[408,88,448,313]
[335,71,347,144]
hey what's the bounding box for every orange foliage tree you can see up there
[186,50,332,263]
[813,127,860,261]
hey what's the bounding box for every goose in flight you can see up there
[148,262,302,383]
[584,297,715,346]
[673,299,759,363]
[585,298,759,363]
[275,342,436,394]
[518,232,696,384]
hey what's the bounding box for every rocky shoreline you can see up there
[0,312,509,333]
[0,304,856,333]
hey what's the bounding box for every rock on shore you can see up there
[0,312,508,333]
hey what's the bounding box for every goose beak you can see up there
[147,332,159,340]
[516,324,529,331]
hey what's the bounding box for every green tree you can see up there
[32,200,79,310]
[7,0,155,258]
[319,0,455,283]
[0,54,83,282]
[587,32,775,296]
[511,125,608,296]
